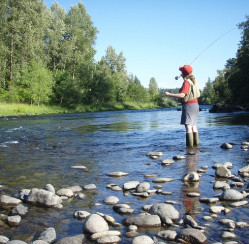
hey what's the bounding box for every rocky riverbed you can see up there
[1,141,249,244]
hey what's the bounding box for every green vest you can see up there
[182,79,200,103]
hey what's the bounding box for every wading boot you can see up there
[193,132,199,146]
[186,133,194,148]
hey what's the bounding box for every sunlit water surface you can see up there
[0,106,249,243]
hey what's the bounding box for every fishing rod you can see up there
[175,27,236,80]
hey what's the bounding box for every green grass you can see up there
[0,102,159,117]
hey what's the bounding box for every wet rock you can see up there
[83,214,109,234]
[161,159,175,166]
[53,203,63,211]
[220,143,233,149]
[215,166,232,178]
[199,197,219,204]
[123,181,139,190]
[111,186,122,191]
[213,162,233,169]
[103,214,115,224]
[96,235,121,243]
[74,210,91,220]
[184,215,198,228]
[113,204,131,212]
[6,241,27,244]
[187,192,200,197]
[18,189,30,202]
[27,188,62,207]
[11,204,28,217]
[83,184,96,190]
[173,155,186,160]
[38,227,56,243]
[106,172,129,177]
[127,225,137,231]
[219,188,244,201]
[177,228,207,244]
[183,172,200,182]
[136,182,150,193]
[213,181,230,189]
[144,174,158,177]
[0,195,22,206]
[68,185,83,193]
[71,165,87,170]
[103,196,119,205]
[229,200,248,207]
[239,165,249,174]
[56,234,85,244]
[125,231,139,238]
[221,231,236,239]
[123,215,161,227]
[149,203,179,220]
[219,219,236,229]
[147,152,163,158]
[56,188,74,198]
[44,184,55,194]
[7,215,21,227]
[236,221,249,228]
[132,235,154,244]
[75,193,86,199]
[0,235,9,244]
[32,240,49,244]
[152,178,174,184]
[210,206,225,214]
[157,230,177,241]
[91,231,121,240]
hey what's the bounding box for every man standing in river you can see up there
[165,65,200,148]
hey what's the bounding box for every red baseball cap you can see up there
[179,65,193,75]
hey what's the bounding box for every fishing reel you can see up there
[175,74,182,80]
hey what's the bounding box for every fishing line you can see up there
[175,27,236,80]
[190,27,236,65]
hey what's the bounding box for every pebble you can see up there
[57,188,74,198]
[215,166,232,178]
[210,206,225,214]
[0,195,22,206]
[152,178,174,183]
[7,215,21,227]
[221,231,236,239]
[187,192,200,197]
[229,200,248,207]
[83,214,109,234]
[177,228,207,243]
[0,235,9,243]
[38,227,56,243]
[96,235,121,244]
[146,152,163,158]
[199,197,219,204]
[220,143,233,149]
[132,235,154,244]
[161,159,175,165]
[123,181,139,190]
[71,165,87,170]
[44,184,55,194]
[91,230,121,240]
[144,173,158,177]
[173,155,186,160]
[74,210,91,220]
[83,184,96,190]
[157,230,177,241]
[213,181,230,189]
[106,172,129,177]
[127,225,137,231]
[103,196,119,205]
[183,172,200,182]
[136,182,150,192]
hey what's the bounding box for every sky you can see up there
[43,0,249,89]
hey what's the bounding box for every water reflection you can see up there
[182,149,200,216]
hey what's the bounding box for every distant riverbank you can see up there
[0,102,160,117]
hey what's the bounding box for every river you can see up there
[0,106,249,243]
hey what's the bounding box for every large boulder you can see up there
[83,214,109,234]
[149,203,179,220]
[27,188,62,207]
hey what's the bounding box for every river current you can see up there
[0,106,249,243]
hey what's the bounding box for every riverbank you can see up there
[0,102,159,117]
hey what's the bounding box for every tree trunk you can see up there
[9,33,14,89]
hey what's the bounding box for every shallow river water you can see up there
[0,106,249,243]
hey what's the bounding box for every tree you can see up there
[148,77,159,101]
[199,78,216,104]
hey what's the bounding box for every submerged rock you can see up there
[123,215,161,227]
[220,143,233,149]
[56,234,85,244]
[177,228,207,244]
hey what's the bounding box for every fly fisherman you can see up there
[165,65,200,148]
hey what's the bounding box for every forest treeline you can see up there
[0,0,176,109]
[200,16,249,108]
[0,1,248,109]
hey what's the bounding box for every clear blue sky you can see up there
[43,0,248,89]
